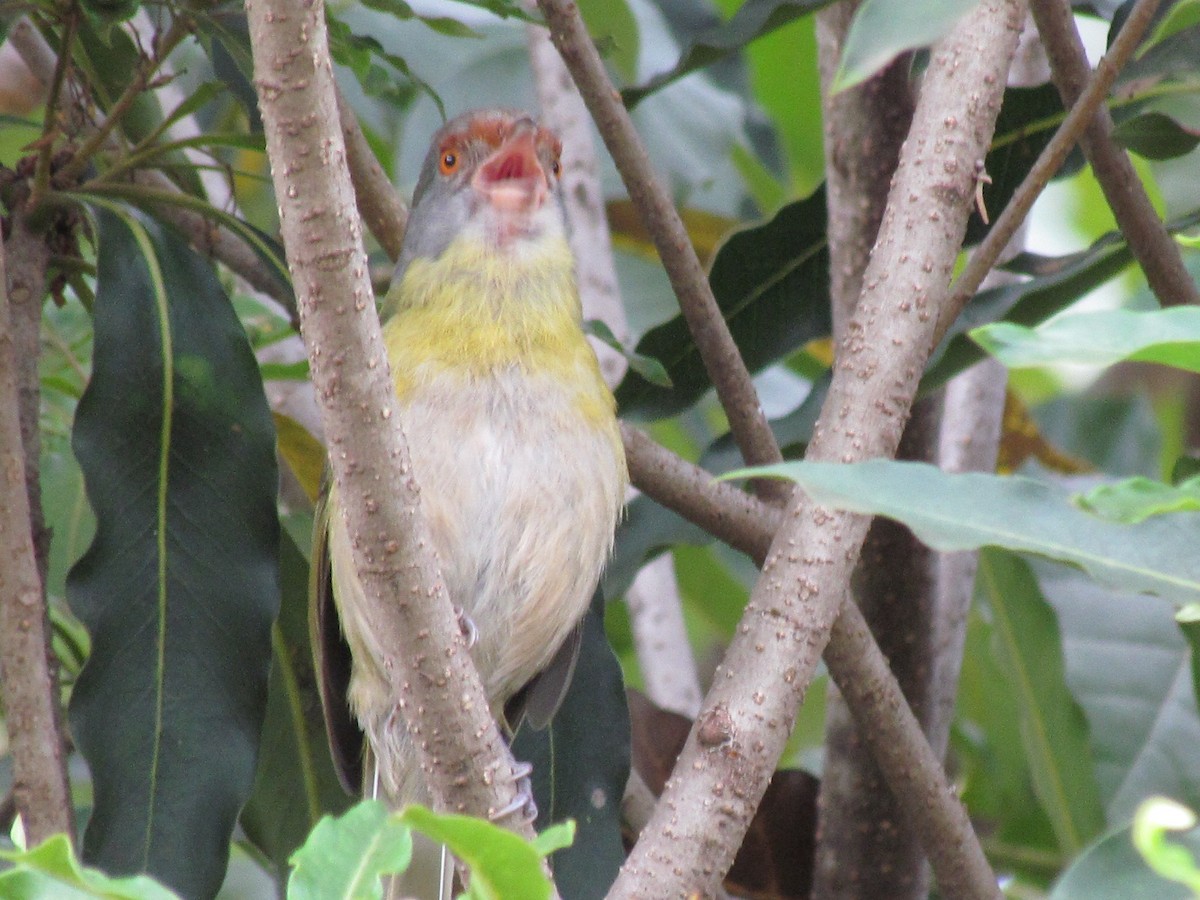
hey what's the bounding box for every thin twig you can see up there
[28,11,77,210]
[944,0,1165,331]
[55,17,190,186]
[1029,0,1196,306]
[536,0,787,503]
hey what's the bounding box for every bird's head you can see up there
[396,108,566,275]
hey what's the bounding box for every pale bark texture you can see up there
[0,222,74,845]
[813,4,934,896]
[243,0,536,830]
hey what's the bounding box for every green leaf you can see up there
[622,0,832,108]
[578,0,639,84]
[614,190,830,420]
[922,210,1200,392]
[240,523,354,881]
[396,807,553,900]
[1076,476,1200,524]
[1132,797,1200,893]
[1112,111,1200,160]
[511,592,629,900]
[1050,821,1200,900]
[67,207,280,899]
[0,835,181,899]
[972,308,1200,374]
[832,0,980,93]
[723,459,1200,604]
[1034,559,1200,820]
[584,320,671,388]
[287,801,413,900]
[977,550,1107,853]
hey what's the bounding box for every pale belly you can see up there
[331,365,625,739]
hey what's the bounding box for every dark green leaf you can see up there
[622,0,834,108]
[240,522,353,882]
[978,550,1107,853]
[447,0,539,21]
[614,190,830,420]
[67,207,280,899]
[1113,111,1200,160]
[512,591,629,900]
[967,83,1081,245]
[833,0,981,92]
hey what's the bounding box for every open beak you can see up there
[471,122,549,217]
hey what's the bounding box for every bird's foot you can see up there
[489,761,537,824]
[455,606,479,649]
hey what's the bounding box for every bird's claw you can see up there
[455,606,479,649]
[489,761,537,823]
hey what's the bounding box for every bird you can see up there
[310,107,627,833]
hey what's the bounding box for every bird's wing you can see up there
[504,621,583,732]
[310,480,365,795]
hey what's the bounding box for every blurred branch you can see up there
[817,3,915,344]
[244,0,538,835]
[0,220,74,846]
[527,17,628,388]
[625,555,702,718]
[930,358,1006,760]
[945,0,1164,327]
[535,0,787,505]
[1030,0,1197,306]
[620,423,997,899]
[336,88,407,262]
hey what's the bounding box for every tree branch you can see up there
[536,0,786,503]
[0,220,74,846]
[620,423,999,898]
[945,0,1164,328]
[814,5,931,895]
[1030,0,1196,306]
[603,0,1024,892]
[242,0,535,831]
[336,87,407,263]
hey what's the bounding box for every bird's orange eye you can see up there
[439,152,458,175]
[550,159,561,176]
